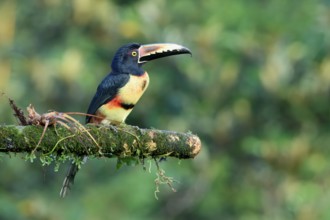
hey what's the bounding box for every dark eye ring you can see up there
[132,51,137,56]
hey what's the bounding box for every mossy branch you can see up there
[0,124,201,159]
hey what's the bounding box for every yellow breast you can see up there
[97,72,149,123]
[118,72,149,104]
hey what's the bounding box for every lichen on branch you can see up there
[0,124,201,160]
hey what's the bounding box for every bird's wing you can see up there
[86,73,130,123]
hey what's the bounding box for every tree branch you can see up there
[0,124,201,159]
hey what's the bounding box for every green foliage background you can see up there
[1,0,330,219]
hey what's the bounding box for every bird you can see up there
[60,43,191,197]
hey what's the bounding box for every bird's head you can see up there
[111,43,191,75]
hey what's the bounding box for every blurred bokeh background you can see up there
[1,0,330,219]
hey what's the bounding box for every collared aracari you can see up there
[60,43,191,197]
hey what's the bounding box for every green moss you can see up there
[1,124,199,177]
[0,125,28,152]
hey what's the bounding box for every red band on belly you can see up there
[106,97,121,109]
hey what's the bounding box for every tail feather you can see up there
[60,163,79,198]
[60,156,88,197]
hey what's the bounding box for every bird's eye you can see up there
[131,51,137,56]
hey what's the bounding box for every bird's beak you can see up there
[138,43,192,64]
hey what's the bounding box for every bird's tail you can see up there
[60,163,79,198]
[60,157,87,198]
